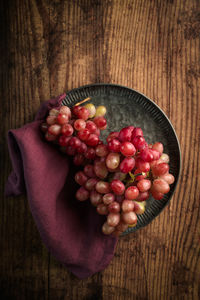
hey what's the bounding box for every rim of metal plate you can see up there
[62,83,181,235]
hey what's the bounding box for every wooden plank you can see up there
[0,0,199,299]
[0,0,50,299]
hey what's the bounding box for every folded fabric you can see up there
[5,94,117,279]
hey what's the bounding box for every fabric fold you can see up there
[5,94,117,279]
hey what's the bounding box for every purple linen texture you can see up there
[5,94,117,279]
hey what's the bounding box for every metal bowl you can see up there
[62,83,181,235]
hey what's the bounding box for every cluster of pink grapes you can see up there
[41,102,107,166]
[41,101,175,236]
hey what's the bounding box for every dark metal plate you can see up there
[62,83,181,235]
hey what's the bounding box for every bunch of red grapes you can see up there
[41,102,107,165]
[41,100,175,236]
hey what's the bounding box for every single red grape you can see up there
[84,147,96,160]
[120,157,135,173]
[58,135,71,147]
[73,153,85,166]
[118,127,132,142]
[110,179,125,195]
[153,179,170,194]
[122,211,137,225]
[57,113,69,125]
[48,124,61,136]
[95,181,111,194]
[59,106,71,118]
[107,213,120,227]
[132,127,143,139]
[74,119,86,131]
[132,135,146,150]
[95,144,109,157]
[106,153,121,170]
[69,137,81,149]
[97,204,109,215]
[125,186,139,200]
[85,178,99,191]
[84,164,96,178]
[137,179,151,192]
[108,201,120,213]
[93,116,107,129]
[77,128,90,141]
[86,134,99,146]
[152,162,169,177]
[90,190,102,206]
[76,187,89,201]
[46,115,57,125]
[108,138,121,152]
[159,173,175,184]
[120,141,136,156]
[75,171,88,186]
[122,200,134,212]
[86,120,97,133]
[103,193,115,205]
[76,107,90,120]
[102,222,115,235]
[61,123,74,136]
[94,161,108,179]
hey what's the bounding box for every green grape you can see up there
[84,103,96,118]
[95,105,107,117]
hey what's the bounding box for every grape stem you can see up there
[74,97,91,106]
[124,171,145,187]
[129,171,146,180]
[129,171,135,181]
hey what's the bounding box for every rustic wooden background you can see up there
[0,0,200,299]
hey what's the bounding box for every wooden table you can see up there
[1,0,199,299]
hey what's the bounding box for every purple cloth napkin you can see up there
[5,94,117,279]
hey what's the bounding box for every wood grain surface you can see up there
[0,0,200,299]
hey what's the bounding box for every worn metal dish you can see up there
[62,83,181,235]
